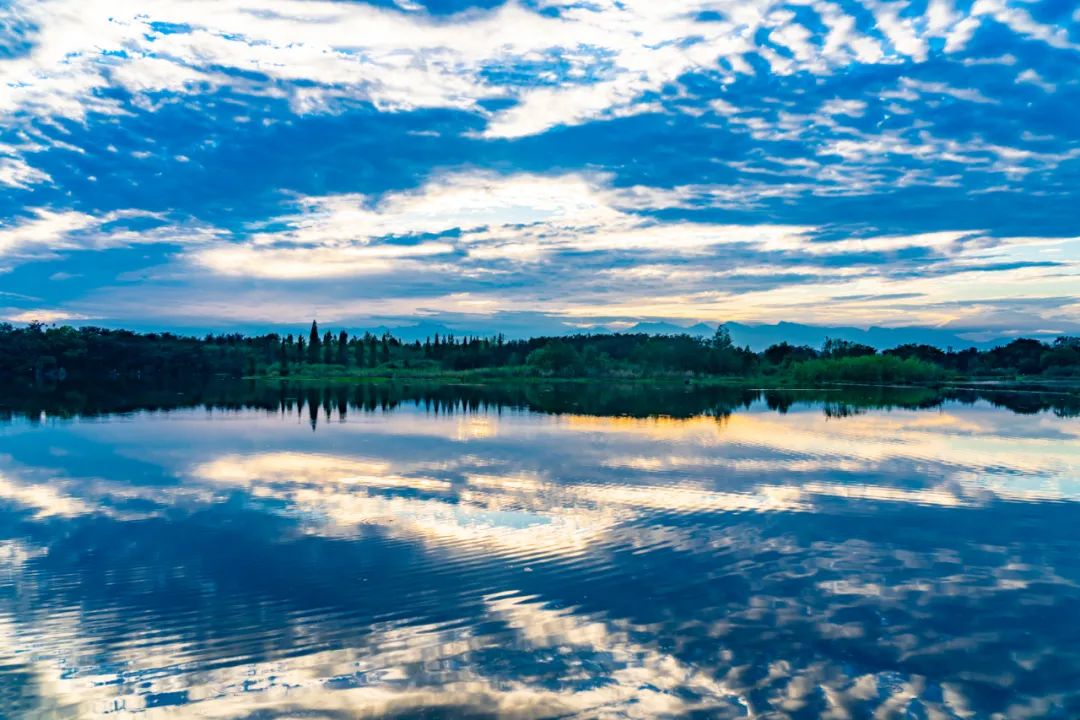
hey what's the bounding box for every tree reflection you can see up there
[1,379,1077,426]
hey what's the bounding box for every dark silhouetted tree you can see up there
[764,342,818,366]
[308,321,321,363]
[822,337,876,359]
[358,338,371,369]
[279,339,290,376]
[323,330,334,364]
[337,330,349,365]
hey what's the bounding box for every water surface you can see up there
[1,383,1078,718]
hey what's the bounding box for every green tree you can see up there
[308,321,321,363]
[337,330,349,366]
[527,341,581,375]
[279,338,290,376]
[822,337,876,359]
[363,332,376,366]
[764,342,818,366]
[884,343,946,365]
[323,330,334,364]
[711,326,733,351]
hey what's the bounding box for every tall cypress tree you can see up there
[308,321,321,363]
[337,330,349,366]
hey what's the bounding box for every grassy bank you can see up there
[250,356,1080,395]
[788,355,945,385]
[251,355,948,387]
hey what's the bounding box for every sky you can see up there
[0,0,1078,337]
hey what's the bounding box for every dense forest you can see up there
[1,320,1078,386]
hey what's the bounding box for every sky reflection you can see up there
[0,387,1078,718]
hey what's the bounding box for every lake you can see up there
[1,383,1078,718]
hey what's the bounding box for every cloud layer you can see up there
[1,0,1078,333]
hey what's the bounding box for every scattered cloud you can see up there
[10,170,1073,331]
[1,308,91,324]
[0,0,1077,333]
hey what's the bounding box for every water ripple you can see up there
[0,390,1078,717]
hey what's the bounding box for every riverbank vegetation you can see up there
[2,320,1078,387]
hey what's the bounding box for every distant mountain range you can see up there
[351,319,1061,352]
[613,321,991,351]
[81,317,1066,351]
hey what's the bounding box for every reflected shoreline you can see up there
[2,379,1078,426]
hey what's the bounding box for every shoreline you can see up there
[242,370,1080,395]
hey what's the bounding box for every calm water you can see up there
[1,383,1078,719]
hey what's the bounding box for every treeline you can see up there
[2,321,1079,385]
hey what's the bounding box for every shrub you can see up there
[791,355,944,385]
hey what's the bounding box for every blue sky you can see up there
[1,0,1078,336]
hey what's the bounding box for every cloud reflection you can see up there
[0,391,1078,717]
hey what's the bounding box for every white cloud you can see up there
[85,170,1063,333]
[971,0,1080,51]
[870,2,928,62]
[1016,69,1055,93]
[2,0,1070,143]
[897,77,999,105]
[0,155,51,188]
[1,308,91,323]
[0,209,98,259]
[194,242,455,279]
[1,160,1075,331]
[172,172,1080,288]
[260,173,623,244]
[185,171,842,279]
[820,98,867,117]
[2,168,1062,334]
[925,0,958,34]
[0,207,219,271]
